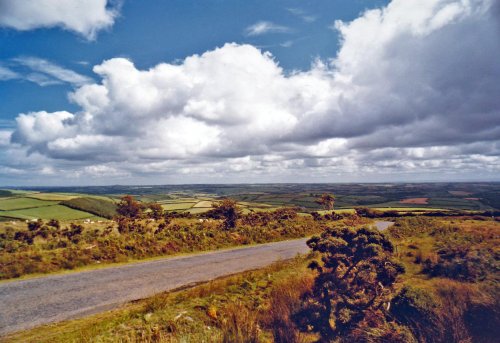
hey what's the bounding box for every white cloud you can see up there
[6,0,500,182]
[280,40,294,48]
[0,65,19,80]
[0,0,119,40]
[287,8,317,23]
[245,21,291,36]
[14,57,92,86]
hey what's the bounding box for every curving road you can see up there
[0,238,309,335]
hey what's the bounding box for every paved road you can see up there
[0,238,309,335]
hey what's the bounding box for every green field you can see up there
[185,207,212,214]
[193,200,214,208]
[60,197,117,219]
[0,182,497,222]
[26,193,79,201]
[161,202,196,210]
[0,198,58,211]
[0,205,94,220]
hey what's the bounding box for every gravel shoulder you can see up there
[0,238,309,335]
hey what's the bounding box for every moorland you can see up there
[0,182,499,342]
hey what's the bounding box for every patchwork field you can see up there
[0,198,58,211]
[0,190,110,221]
[25,193,80,201]
[0,205,97,221]
[1,182,498,222]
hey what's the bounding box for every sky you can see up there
[0,0,499,186]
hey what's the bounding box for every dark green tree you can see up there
[295,227,404,341]
[206,198,240,229]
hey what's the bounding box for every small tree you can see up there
[207,198,240,229]
[116,195,144,219]
[148,202,164,220]
[295,226,404,340]
[316,193,335,210]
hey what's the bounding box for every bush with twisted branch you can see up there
[295,226,405,341]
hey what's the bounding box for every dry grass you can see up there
[263,273,315,343]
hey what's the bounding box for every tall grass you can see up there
[263,274,314,343]
[219,302,260,343]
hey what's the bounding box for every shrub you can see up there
[423,243,496,282]
[295,226,405,340]
[206,199,241,230]
[116,195,144,219]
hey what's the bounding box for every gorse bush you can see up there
[422,243,496,282]
[295,226,405,340]
[205,198,241,230]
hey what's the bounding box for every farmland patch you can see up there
[0,205,94,220]
[399,197,429,205]
[0,198,58,211]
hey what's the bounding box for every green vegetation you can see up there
[2,196,351,280]
[1,185,499,341]
[3,257,316,343]
[296,227,405,340]
[2,183,498,223]
[5,216,498,342]
[0,205,93,221]
[0,197,58,211]
[161,202,196,210]
[26,193,79,201]
[61,197,117,219]
[0,189,13,198]
[15,182,500,211]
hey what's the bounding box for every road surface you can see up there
[0,238,309,335]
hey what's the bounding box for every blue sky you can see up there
[0,0,498,186]
[0,0,388,123]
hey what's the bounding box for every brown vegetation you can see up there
[0,197,347,280]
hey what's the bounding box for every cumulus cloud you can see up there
[0,0,119,39]
[7,0,500,182]
[245,21,291,36]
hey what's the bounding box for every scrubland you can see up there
[3,213,498,342]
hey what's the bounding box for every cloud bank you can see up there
[6,0,500,183]
[0,0,119,39]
